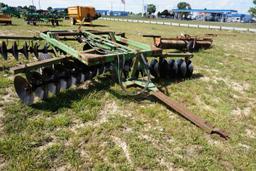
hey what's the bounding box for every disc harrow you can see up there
[149,58,193,79]
[143,34,214,52]
[15,58,110,104]
[0,30,228,140]
[0,39,55,60]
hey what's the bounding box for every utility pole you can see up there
[32,0,34,6]
[110,1,113,16]
[38,0,41,10]
[142,0,144,17]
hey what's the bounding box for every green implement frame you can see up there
[0,30,229,140]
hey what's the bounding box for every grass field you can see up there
[0,18,256,170]
[105,16,256,29]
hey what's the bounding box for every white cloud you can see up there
[0,0,253,13]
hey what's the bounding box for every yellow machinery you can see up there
[0,14,12,25]
[68,6,100,25]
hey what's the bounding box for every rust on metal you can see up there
[163,52,193,58]
[150,45,163,57]
[152,91,229,140]
[144,34,214,51]
[1,30,229,140]
[10,56,69,74]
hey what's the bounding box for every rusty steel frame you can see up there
[143,34,213,51]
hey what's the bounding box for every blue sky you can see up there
[0,0,253,13]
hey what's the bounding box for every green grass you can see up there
[0,18,256,170]
[105,15,256,29]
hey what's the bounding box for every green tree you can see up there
[158,10,173,18]
[147,4,156,15]
[47,7,53,11]
[177,2,191,19]
[177,2,191,10]
[0,2,7,9]
[249,0,256,17]
[29,5,36,11]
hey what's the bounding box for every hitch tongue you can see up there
[152,91,229,140]
[211,128,229,140]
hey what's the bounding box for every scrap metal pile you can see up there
[0,30,228,139]
[144,34,214,52]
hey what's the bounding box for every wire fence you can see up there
[99,17,256,33]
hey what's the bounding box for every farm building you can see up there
[96,10,128,16]
[226,14,253,23]
[96,10,110,16]
[172,9,238,22]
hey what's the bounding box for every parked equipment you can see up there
[0,30,228,139]
[68,6,101,25]
[0,14,12,25]
[0,6,21,18]
[24,10,62,26]
[144,34,214,52]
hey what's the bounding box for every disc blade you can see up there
[43,43,49,53]
[26,71,43,86]
[84,72,90,81]
[55,81,61,94]
[154,62,160,78]
[48,83,57,95]
[38,53,52,61]
[34,87,45,99]
[59,79,67,90]
[66,77,73,88]
[168,59,177,78]
[80,73,85,83]
[1,41,8,60]
[42,67,54,81]
[43,86,49,100]
[71,76,77,85]
[23,42,29,59]
[177,59,187,78]
[12,41,19,60]
[89,68,97,79]
[186,60,193,78]
[14,76,34,105]
[33,42,39,58]
[98,65,105,75]
[159,59,169,78]
[149,59,158,78]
